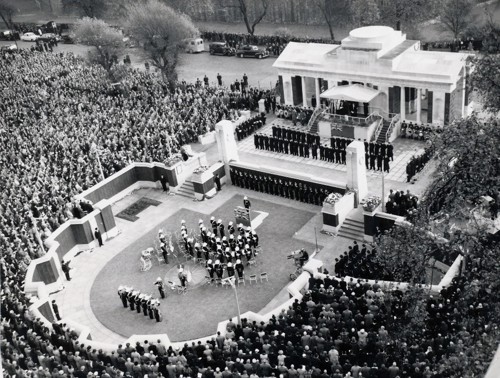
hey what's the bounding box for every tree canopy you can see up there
[62,0,108,18]
[72,17,124,72]
[124,0,198,85]
[439,0,474,39]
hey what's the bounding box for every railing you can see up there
[307,107,324,130]
[383,114,400,143]
[371,116,385,142]
[370,107,399,120]
[322,111,381,127]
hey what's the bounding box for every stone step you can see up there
[341,223,364,233]
[337,229,365,242]
[176,181,194,198]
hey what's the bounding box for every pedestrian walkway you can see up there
[236,117,427,183]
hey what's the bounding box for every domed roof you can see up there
[349,26,394,41]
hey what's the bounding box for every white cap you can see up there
[225,247,230,252]
[181,220,186,224]
[244,196,248,200]
[215,259,220,264]
[218,219,222,223]
[236,259,241,264]
[178,268,184,272]
[207,259,212,264]
[222,236,227,241]
[229,221,233,225]
[156,277,162,282]
[199,219,203,224]
[227,263,233,267]
[211,216,215,220]
[202,242,207,247]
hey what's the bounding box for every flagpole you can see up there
[229,277,241,325]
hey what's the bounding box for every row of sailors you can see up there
[271,125,321,145]
[206,259,245,279]
[235,114,266,141]
[117,286,162,322]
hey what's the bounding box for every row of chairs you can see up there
[204,272,268,287]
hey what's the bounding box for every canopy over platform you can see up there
[320,84,380,103]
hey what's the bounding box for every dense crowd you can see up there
[275,105,314,125]
[1,42,497,378]
[202,31,338,57]
[3,244,495,377]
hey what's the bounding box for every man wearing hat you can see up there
[243,196,251,209]
[94,227,103,247]
[228,221,235,235]
[153,300,162,322]
[226,262,235,278]
[118,286,128,308]
[235,259,244,278]
[178,267,188,287]
[155,278,165,299]
[51,300,61,321]
[160,242,169,264]
[210,216,218,237]
[218,219,225,238]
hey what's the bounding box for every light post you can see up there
[228,277,241,325]
[381,168,386,212]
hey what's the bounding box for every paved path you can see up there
[53,117,437,344]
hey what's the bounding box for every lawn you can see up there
[90,194,316,341]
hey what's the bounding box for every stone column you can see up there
[215,120,239,180]
[400,86,406,120]
[315,78,321,108]
[281,74,293,105]
[301,76,308,107]
[432,91,446,125]
[346,141,368,201]
[416,88,422,124]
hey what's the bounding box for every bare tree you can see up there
[440,0,474,39]
[0,0,16,30]
[72,18,124,72]
[226,0,271,36]
[312,0,352,41]
[351,0,380,27]
[61,0,107,18]
[124,0,198,86]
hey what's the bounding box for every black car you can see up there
[209,42,235,56]
[235,45,269,59]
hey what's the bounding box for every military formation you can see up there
[117,286,162,322]
[235,113,266,141]
[177,218,260,283]
[363,139,394,173]
[406,146,433,182]
[230,166,344,206]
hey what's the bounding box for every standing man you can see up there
[61,259,71,281]
[217,73,222,86]
[160,243,169,264]
[94,227,103,247]
[155,278,166,299]
[160,175,169,194]
[243,197,251,210]
[242,73,248,89]
[52,300,61,321]
[118,286,128,308]
[214,173,221,191]
[178,268,188,287]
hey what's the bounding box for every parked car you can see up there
[236,45,269,59]
[0,30,16,41]
[38,33,61,43]
[21,32,39,42]
[1,44,17,51]
[209,42,235,56]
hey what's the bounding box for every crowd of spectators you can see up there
[1,45,497,378]
[202,31,337,57]
[201,31,484,55]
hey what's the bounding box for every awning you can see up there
[320,84,380,103]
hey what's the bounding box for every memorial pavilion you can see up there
[273,26,473,140]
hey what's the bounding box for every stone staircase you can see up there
[175,180,194,199]
[307,108,323,134]
[337,217,365,242]
[376,119,391,144]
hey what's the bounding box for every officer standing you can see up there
[94,227,103,247]
[155,278,166,299]
[217,73,222,86]
[243,196,251,209]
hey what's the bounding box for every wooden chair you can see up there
[260,272,268,283]
[248,274,258,284]
[237,277,245,286]
[214,278,222,287]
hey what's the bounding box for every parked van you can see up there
[184,38,204,53]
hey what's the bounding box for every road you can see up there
[0,40,278,88]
